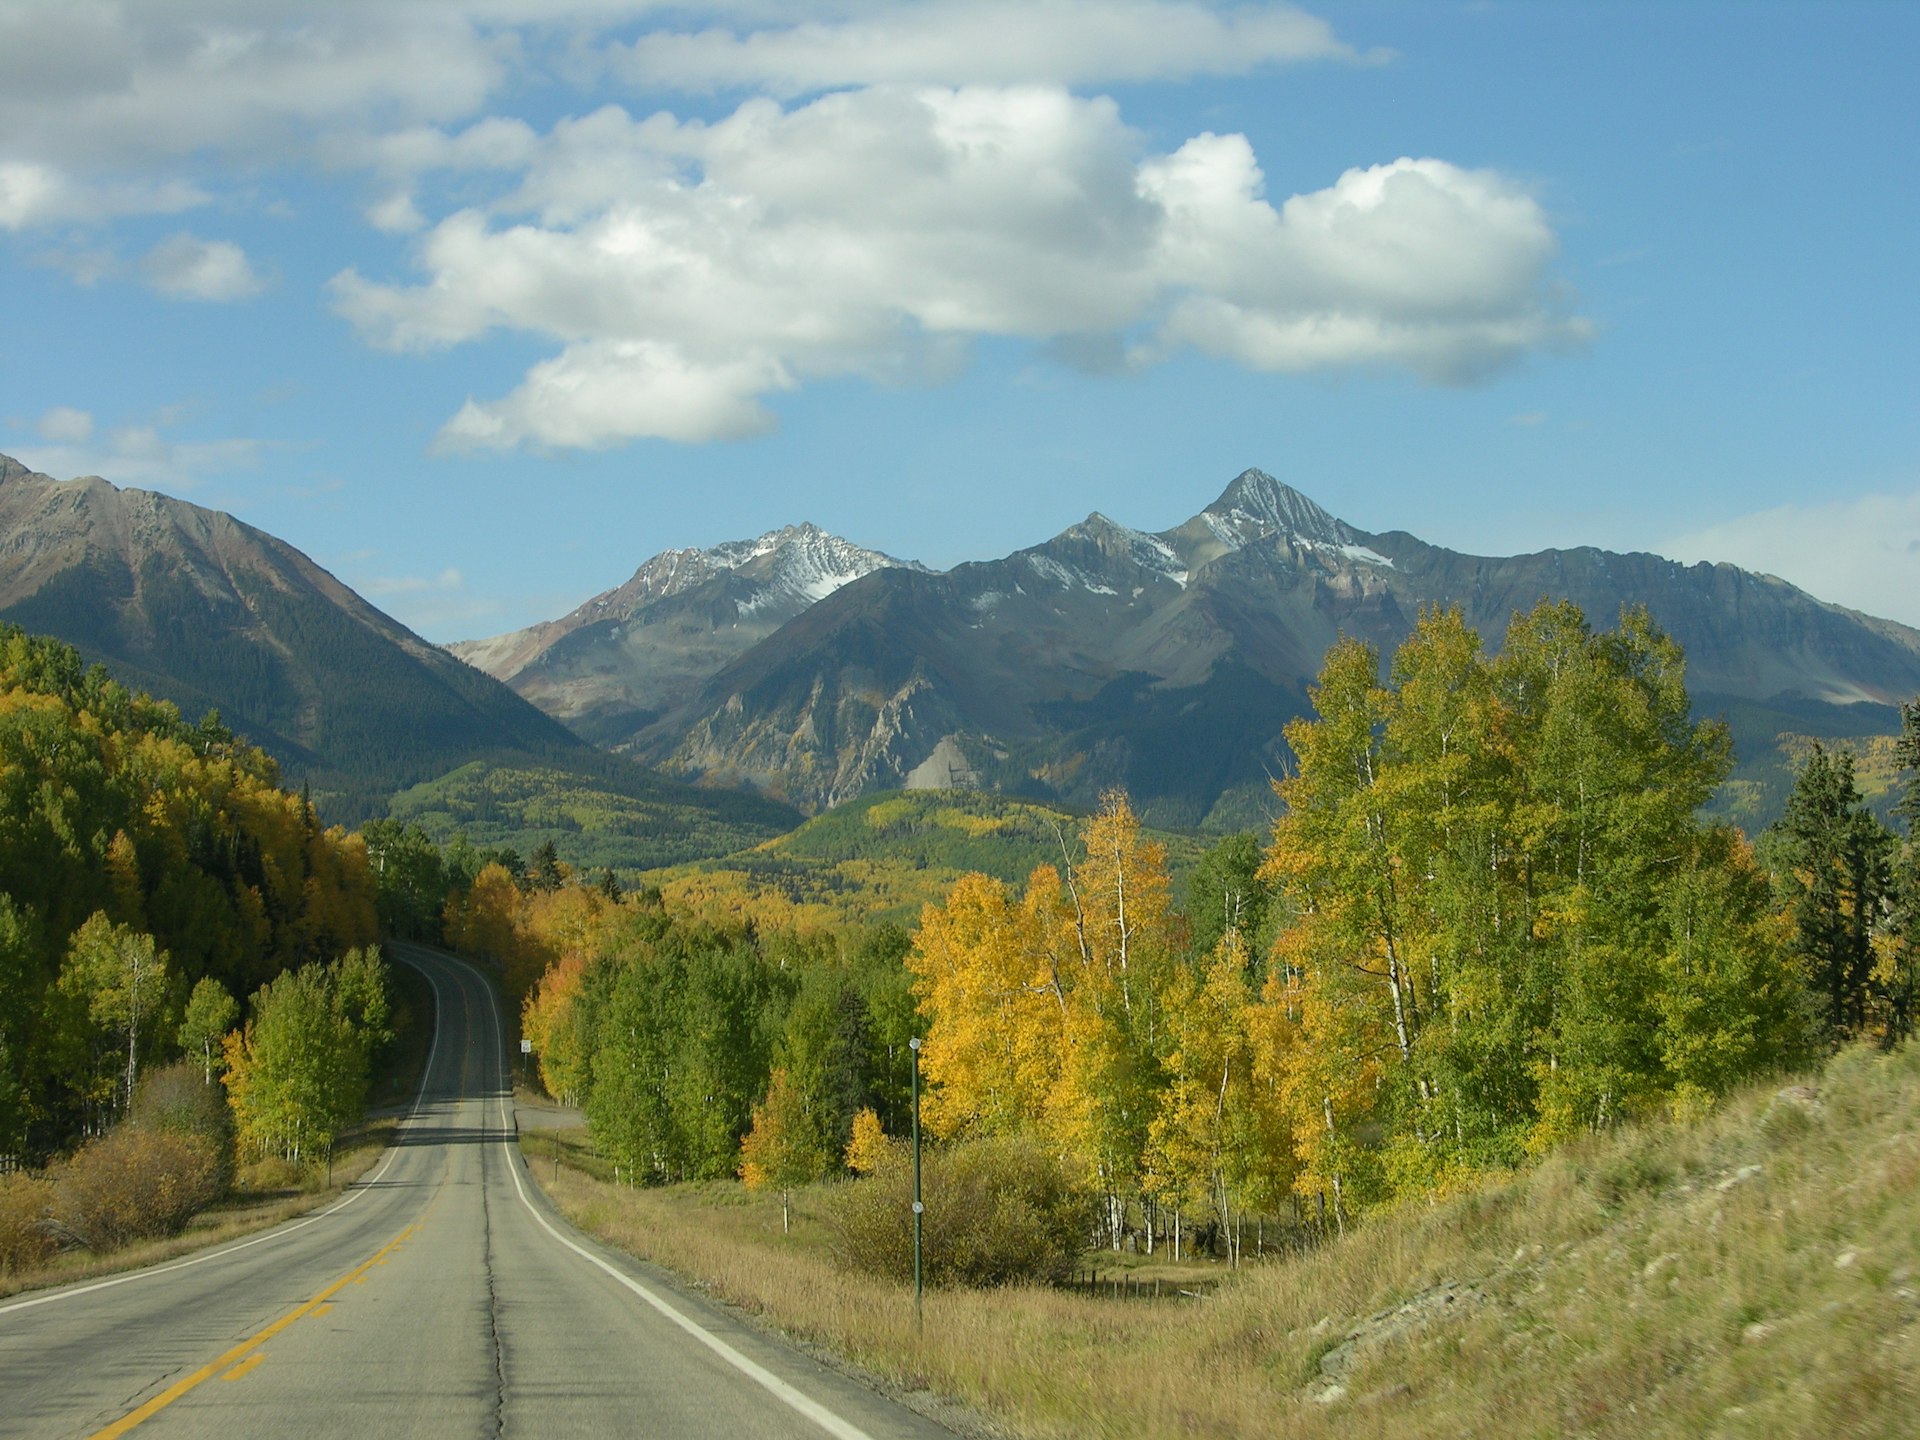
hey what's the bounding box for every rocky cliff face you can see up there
[449,522,924,744]
[635,469,1920,825]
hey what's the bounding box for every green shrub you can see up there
[133,1060,235,1192]
[831,1135,1096,1288]
[52,1127,222,1251]
[0,1171,56,1274]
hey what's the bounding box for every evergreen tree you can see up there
[1880,702,1920,1041]
[529,840,565,894]
[1768,744,1893,1039]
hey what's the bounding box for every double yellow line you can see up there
[88,1225,417,1439]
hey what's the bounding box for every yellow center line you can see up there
[219,1353,267,1383]
[87,1225,417,1439]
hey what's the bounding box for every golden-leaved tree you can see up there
[909,792,1183,1244]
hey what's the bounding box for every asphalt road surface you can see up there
[0,944,953,1440]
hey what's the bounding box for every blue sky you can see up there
[2,1,1915,641]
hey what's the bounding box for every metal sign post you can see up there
[909,1035,924,1328]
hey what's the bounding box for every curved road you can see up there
[0,944,950,1440]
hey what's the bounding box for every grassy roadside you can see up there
[522,1041,1920,1438]
[0,948,437,1302]
[0,1120,398,1301]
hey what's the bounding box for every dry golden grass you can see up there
[526,1041,1920,1438]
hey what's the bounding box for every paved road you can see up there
[0,945,951,1440]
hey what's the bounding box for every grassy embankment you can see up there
[523,1041,1920,1438]
[0,957,436,1300]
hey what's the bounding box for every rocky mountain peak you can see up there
[1202,468,1358,550]
[448,519,927,723]
[584,521,922,624]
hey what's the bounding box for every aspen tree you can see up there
[740,1066,828,1235]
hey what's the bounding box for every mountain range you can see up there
[0,454,799,854]
[4,449,1913,847]
[461,468,1920,830]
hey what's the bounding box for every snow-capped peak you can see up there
[1203,468,1359,550]
[581,522,926,623]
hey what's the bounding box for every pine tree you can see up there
[1879,701,1920,1041]
[1769,744,1893,1039]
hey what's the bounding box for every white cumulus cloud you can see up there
[0,3,504,173]
[1,3,1592,456]
[0,160,205,230]
[610,0,1361,94]
[332,87,1585,449]
[140,232,267,301]
[1662,488,1920,629]
[366,190,428,235]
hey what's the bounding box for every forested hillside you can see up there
[507,601,1918,1258]
[636,789,1209,933]
[0,624,379,1160]
[385,753,800,876]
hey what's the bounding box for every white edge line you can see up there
[468,962,878,1440]
[0,945,445,1319]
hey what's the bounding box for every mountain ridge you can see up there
[0,454,801,850]
[449,519,926,744]
[613,467,1920,824]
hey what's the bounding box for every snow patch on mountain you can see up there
[1130,528,1190,588]
[1027,554,1118,595]
[585,522,923,623]
[1338,542,1395,569]
[1200,468,1360,551]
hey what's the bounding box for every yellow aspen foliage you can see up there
[525,884,611,958]
[844,1106,889,1175]
[1145,932,1258,1245]
[1258,923,1385,1223]
[444,863,546,1001]
[739,1066,828,1234]
[521,952,589,1103]
[1039,793,1180,1206]
[909,791,1185,1232]
[907,871,1059,1139]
